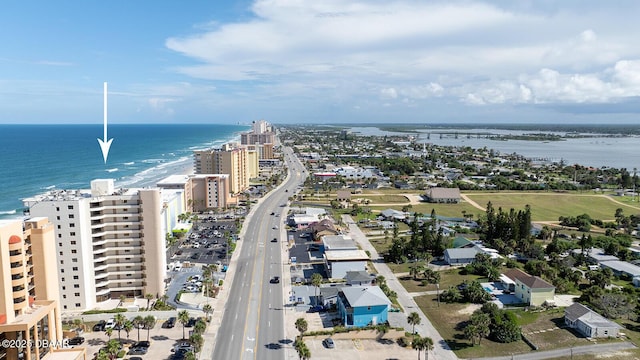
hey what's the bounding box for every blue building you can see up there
[337,286,391,328]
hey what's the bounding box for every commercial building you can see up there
[0,218,85,360]
[23,179,166,312]
[337,286,391,328]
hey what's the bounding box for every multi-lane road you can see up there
[212,147,307,360]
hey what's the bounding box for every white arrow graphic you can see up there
[97,82,114,163]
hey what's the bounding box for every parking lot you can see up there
[170,219,238,267]
[74,313,204,360]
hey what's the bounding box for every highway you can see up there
[212,147,307,360]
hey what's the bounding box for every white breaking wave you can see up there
[106,168,119,173]
[124,162,135,166]
[0,209,17,215]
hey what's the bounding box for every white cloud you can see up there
[164,0,640,118]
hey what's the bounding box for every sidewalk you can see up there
[342,214,459,360]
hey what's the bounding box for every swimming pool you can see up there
[483,286,493,293]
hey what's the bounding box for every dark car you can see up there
[271,238,277,243]
[270,276,280,284]
[67,337,85,345]
[92,320,106,332]
[129,357,143,360]
[133,341,150,348]
[128,347,147,355]
[191,253,199,260]
[175,250,183,255]
[270,212,275,215]
[164,317,176,328]
[186,317,197,327]
[308,305,325,313]
[322,337,335,349]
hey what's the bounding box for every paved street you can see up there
[342,214,460,360]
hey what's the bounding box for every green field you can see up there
[464,193,640,222]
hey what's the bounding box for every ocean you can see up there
[0,124,248,220]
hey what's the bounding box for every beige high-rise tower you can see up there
[0,218,84,360]
[194,146,249,194]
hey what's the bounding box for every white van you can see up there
[588,265,600,271]
[174,263,183,271]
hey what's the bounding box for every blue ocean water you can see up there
[0,124,248,219]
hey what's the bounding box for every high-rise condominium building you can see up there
[0,218,85,360]
[158,174,230,213]
[194,146,249,194]
[23,179,166,312]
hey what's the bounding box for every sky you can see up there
[2,0,640,125]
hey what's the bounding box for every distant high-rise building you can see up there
[240,120,276,152]
[0,218,85,360]
[23,179,166,311]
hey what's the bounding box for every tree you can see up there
[294,338,311,360]
[423,337,434,360]
[311,273,323,306]
[190,333,204,354]
[463,324,479,346]
[294,317,308,339]
[105,327,113,341]
[193,318,207,336]
[407,312,421,334]
[145,293,154,310]
[410,264,425,281]
[132,315,144,341]
[144,315,155,341]
[178,310,190,339]
[203,304,213,322]
[123,321,133,340]
[469,311,491,345]
[184,351,196,360]
[104,339,120,359]
[114,313,126,342]
[413,335,427,360]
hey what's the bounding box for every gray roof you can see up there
[340,286,391,307]
[565,303,621,329]
[574,248,619,262]
[320,286,343,299]
[599,260,640,277]
[323,235,357,250]
[344,271,373,283]
[445,247,479,259]
[426,187,460,199]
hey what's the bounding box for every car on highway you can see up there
[322,337,335,349]
[271,238,277,243]
[273,225,278,230]
[270,276,280,284]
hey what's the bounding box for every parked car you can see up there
[322,338,335,349]
[128,346,147,355]
[67,337,85,346]
[92,320,106,332]
[186,318,197,327]
[104,318,116,330]
[163,317,176,328]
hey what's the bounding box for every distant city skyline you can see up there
[2,1,640,124]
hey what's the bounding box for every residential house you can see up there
[599,260,640,279]
[378,209,406,221]
[424,187,461,203]
[344,271,374,286]
[502,268,555,306]
[444,248,479,265]
[565,303,621,338]
[337,286,391,328]
[319,286,343,308]
[309,219,339,240]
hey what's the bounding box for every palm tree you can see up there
[193,318,206,336]
[144,315,155,341]
[132,315,144,341]
[123,320,133,340]
[294,318,308,339]
[310,273,323,306]
[105,327,113,341]
[178,310,190,339]
[423,337,434,360]
[202,304,213,322]
[413,335,427,360]
[407,312,421,334]
[184,351,196,360]
[114,313,126,342]
[294,339,311,360]
[145,293,154,310]
[190,332,204,354]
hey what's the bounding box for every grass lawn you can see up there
[355,194,410,203]
[370,203,483,218]
[463,193,630,221]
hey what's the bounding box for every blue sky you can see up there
[2,1,640,124]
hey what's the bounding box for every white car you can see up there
[104,318,116,330]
